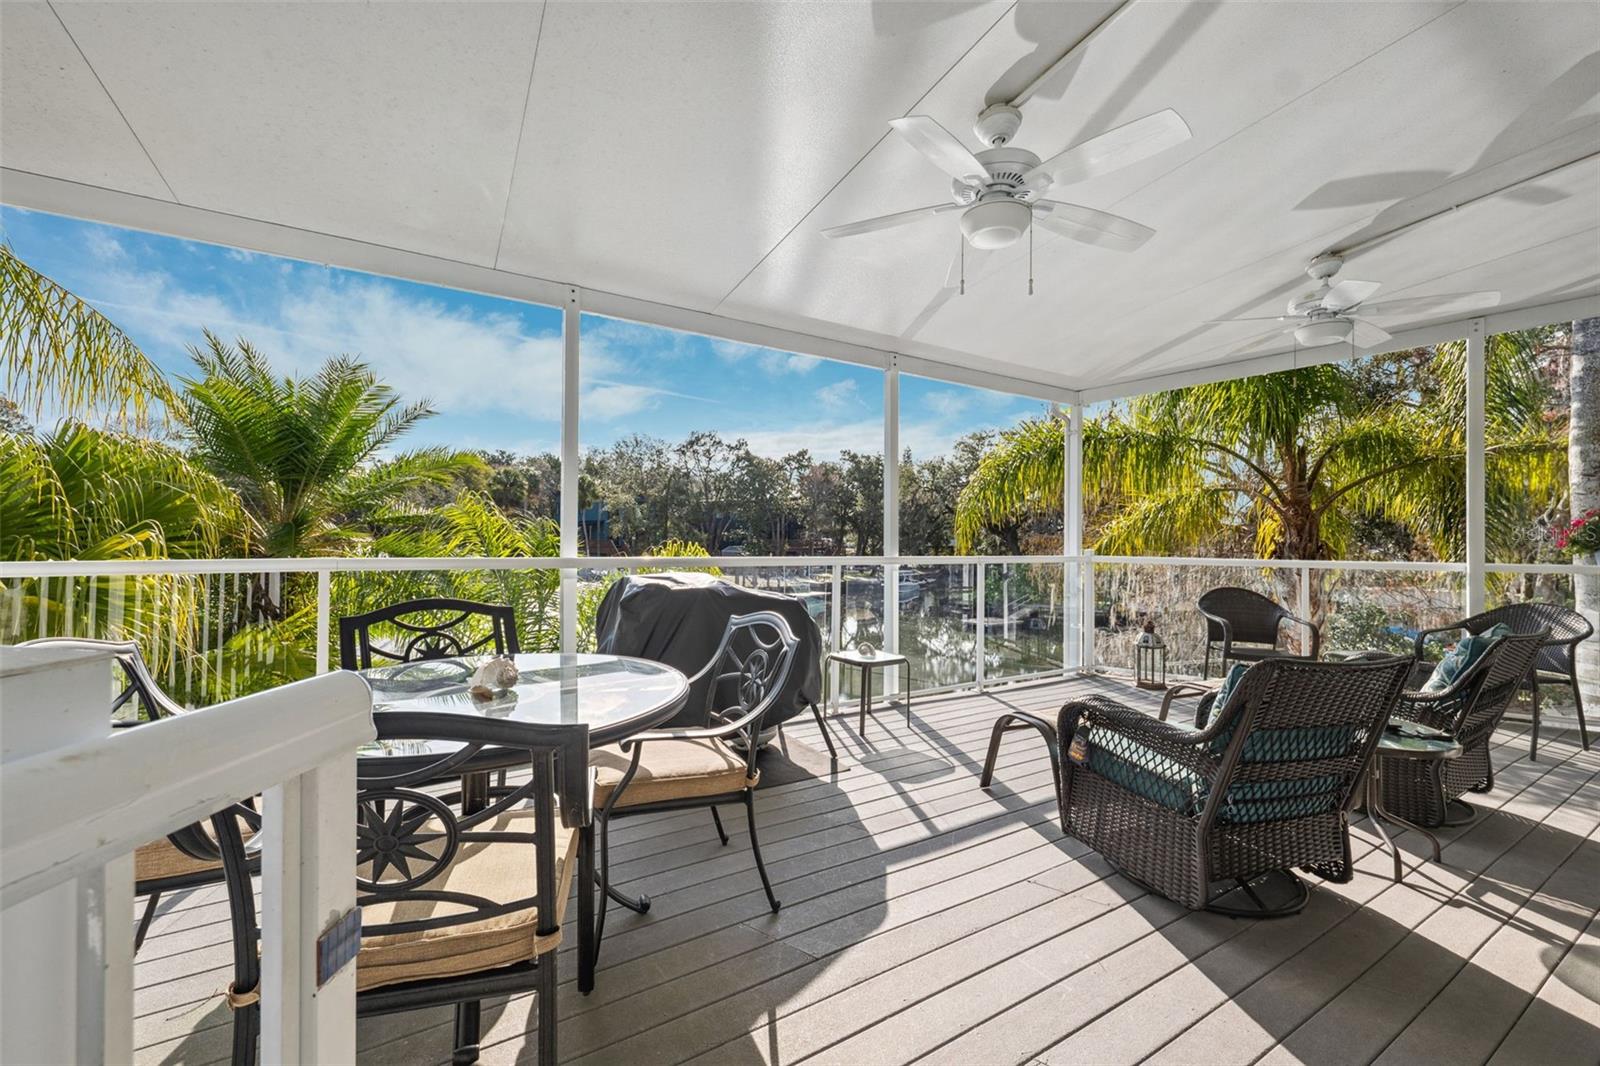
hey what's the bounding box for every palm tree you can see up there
[0,421,248,695]
[179,332,484,558]
[955,340,1564,590]
[1571,317,1599,700]
[1,420,242,562]
[1,244,178,426]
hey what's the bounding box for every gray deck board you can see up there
[131,676,1600,1066]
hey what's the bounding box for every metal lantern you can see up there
[1135,618,1167,691]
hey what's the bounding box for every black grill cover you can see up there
[593,572,823,728]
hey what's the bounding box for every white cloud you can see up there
[84,230,127,264]
[761,351,821,374]
[225,247,259,263]
[583,383,661,420]
[272,278,566,422]
[737,418,883,460]
[814,379,862,408]
[921,388,971,419]
[709,337,820,375]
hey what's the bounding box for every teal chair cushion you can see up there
[1422,622,1512,693]
[1082,661,1357,824]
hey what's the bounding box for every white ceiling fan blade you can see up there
[1228,324,1298,357]
[1032,201,1155,251]
[1022,108,1192,189]
[1351,318,1394,349]
[942,245,991,291]
[1321,278,1381,311]
[1354,291,1502,319]
[821,203,957,239]
[1206,316,1289,324]
[887,116,988,183]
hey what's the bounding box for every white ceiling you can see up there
[3,0,1598,395]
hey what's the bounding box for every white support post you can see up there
[1466,320,1487,616]
[561,287,582,654]
[1080,550,1097,674]
[1298,565,1312,651]
[75,852,134,1066]
[829,563,843,712]
[314,569,330,673]
[260,755,359,1066]
[883,359,900,679]
[1061,401,1084,670]
[976,561,987,690]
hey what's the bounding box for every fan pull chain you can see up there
[959,237,966,296]
[1028,226,1034,296]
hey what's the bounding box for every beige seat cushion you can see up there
[357,808,578,992]
[591,737,759,808]
[135,837,222,883]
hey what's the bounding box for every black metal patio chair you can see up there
[988,656,1411,916]
[1385,628,1547,826]
[1197,586,1320,679]
[1413,602,1591,760]
[21,637,265,1064]
[339,596,520,670]
[588,610,797,946]
[207,711,590,1066]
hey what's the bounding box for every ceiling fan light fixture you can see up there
[960,199,1031,250]
[1294,319,1352,347]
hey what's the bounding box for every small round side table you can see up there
[1364,725,1462,882]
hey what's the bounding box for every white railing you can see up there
[0,645,375,1064]
[0,551,1592,701]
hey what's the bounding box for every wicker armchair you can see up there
[1197,586,1320,679]
[1413,602,1591,760]
[1055,656,1410,916]
[1385,629,1547,826]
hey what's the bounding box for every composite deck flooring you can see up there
[134,675,1600,1065]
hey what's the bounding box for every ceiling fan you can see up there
[1212,254,1503,356]
[821,102,1192,292]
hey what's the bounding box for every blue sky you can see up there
[3,206,1048,458]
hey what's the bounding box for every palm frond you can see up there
[0,244,179,427]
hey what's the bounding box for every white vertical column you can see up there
[1466,320,1487,616]
[829,563,843,712]
[882,359,900,671]
[260,756,359,1065]
[314,570,330,673]
[560,287,581,653]
[1061,400,1084,670]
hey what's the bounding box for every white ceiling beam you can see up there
[1080,293,1600,404]
[1,166,1080,406]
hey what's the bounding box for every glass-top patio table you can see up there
[356,652,690,994]
[359,652,690,751]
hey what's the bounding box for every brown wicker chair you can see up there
[1385,629,1547,827]
[1413,602,1591,760]
[1053,656,1410,916]
[1197,586,1320,679]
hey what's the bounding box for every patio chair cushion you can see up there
[1085,710,1350,826]
[591,736,759,808]
[1210,663,1249,716]
[135,837,222,883]
[1422,623,1513,693]
[357,808,578,992]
